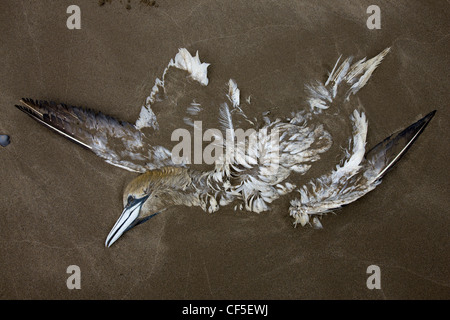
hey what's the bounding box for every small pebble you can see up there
[0,135,10,147]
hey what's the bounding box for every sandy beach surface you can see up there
[0,0,449,299]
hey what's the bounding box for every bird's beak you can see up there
[105,194,150,247]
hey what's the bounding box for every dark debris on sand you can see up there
[0,135,10,147]
[98,0,159,9]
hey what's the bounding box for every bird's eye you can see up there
[127,195,134,206]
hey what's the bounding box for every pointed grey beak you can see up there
[105,195,149,247]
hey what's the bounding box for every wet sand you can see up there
[0,0,449,299]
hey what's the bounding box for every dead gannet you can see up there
[15,48,436,247]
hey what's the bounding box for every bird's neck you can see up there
[151,166,228,212]
[146,167,218,208]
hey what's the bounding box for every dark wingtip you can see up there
[366,110,437,181]
[413,110,436,133]
[15,99,44,121]
[423,109,436,120]
[18,98,35,108]
[15,103,28,113]
[424,109,436,121]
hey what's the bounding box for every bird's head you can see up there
[105,167,191,247]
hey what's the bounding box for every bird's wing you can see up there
[289,110,436,228]
[287,47,437,228]
[16,98,173,172]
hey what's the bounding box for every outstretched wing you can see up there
[16,98,173,172]
[289,110,436,228]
